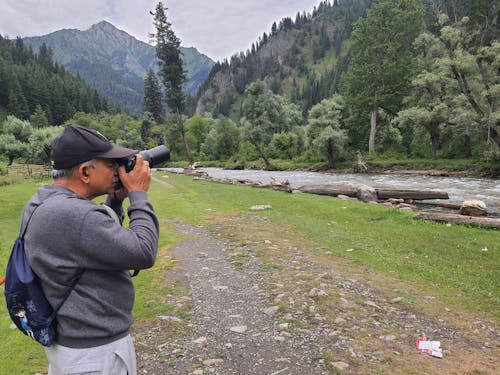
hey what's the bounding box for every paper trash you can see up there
[416,333,443,358]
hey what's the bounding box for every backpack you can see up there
[4,204,82,347]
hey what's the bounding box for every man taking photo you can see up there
[21,124,159,374]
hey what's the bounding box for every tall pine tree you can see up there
[151,1,191,160]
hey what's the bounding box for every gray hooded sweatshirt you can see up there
[22,185,159,348]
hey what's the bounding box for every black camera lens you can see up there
[123,145,170,172]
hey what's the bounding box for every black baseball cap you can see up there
[51,124,137,169]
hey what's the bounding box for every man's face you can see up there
[88,159,119,197]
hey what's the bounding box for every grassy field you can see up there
[0,173,498,374]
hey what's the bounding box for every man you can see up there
[21,124,159,374]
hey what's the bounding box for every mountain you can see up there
[193,0,371,118]
[23,21,215,116]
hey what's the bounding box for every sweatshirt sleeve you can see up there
[76,191,159,271]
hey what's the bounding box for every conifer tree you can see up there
[30,104,49,128]
[142,69,164,123]
[151,1,191,160]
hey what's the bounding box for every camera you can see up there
[120,145,170,172]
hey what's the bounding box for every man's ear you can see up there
[77,164,90,181]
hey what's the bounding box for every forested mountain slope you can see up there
[193,0,371,117]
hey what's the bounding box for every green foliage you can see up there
[186,114,211,157]
[343,0,425,152]
[2,115,33,142]
[268,132,304,159]
[240,81,303,166]
[201,116,240,160]
[307,95,348,167]
[234,140,260,163]
[27,126,63,165]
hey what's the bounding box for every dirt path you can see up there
[135,215,498,374]
[137,223,329,374]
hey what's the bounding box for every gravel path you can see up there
[135,216,498,374]
[137,223,329,374]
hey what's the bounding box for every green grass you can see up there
[0,173,498,374]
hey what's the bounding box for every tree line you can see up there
[1,0,498,172]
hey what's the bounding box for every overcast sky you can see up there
[1,0,322,61]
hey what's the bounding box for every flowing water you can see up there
[165,167,500,213]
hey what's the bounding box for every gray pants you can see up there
[44,334,136,375]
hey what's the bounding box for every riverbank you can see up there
[168,157,499,178]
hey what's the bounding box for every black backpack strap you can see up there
[129,270,140,277]
[54,269,85,312]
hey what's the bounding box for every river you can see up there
[164,167,500,212]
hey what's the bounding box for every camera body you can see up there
[120,145,170,172]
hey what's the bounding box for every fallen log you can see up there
[376,188,449,200]
[417,201,463,210]
[297,184,449,200]
[297,184,358,197]
[414,212,500,229]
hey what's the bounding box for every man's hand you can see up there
[117,154,151,193]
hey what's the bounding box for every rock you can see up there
[459,200,487,216]
[213,285,228,291]
[203,358,224,367]
[263,306,280,316]
[364,300,382,309]
[249,204,272,211]
[388,198,404,204]
[230,325,248,333]
[337,194,351,200]
[193,336,208,345]
[334,317,347,324]
[158,315,182,322]
[357,185,378,202]
[391,297,404,303]
[381,334,397,341]
[308,288,328,297]
[331,361,349,370]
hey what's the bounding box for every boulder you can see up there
[357,185,377,202]
[459,200,487,217]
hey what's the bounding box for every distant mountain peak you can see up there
[22,21,214,115]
